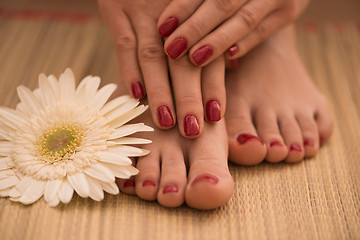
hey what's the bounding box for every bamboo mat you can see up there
[0,14,359,240]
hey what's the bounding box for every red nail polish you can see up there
[228,44,239,56]
[131,82,144,99]
[166,37,187,59]
[192,174,218,186]
[142,180,156,187]
[304,139,315,147]
[206,100,221,122]
[192,45,213,66]
[270,141,283,147]
[158,105,174,127]
[184,115,200,136]
[237,134,264,145]
[123,179,135,188]
[162,185,178,194]
[290,144,302,152]
[229,60,238,69]
[158,17,179,38]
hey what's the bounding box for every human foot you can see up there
[225,25,333,165]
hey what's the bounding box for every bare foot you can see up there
[225,25,333,165]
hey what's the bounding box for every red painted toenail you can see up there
[290,144,302,152]
[192,174,218,186]
[237,134,264,145]
[166,37,187,59]
[184,115,200,136]
[123,179,135,188]
[131,81,144,99]
[142,180,156,187]
[162,185,178,194]
[206,100,221,122]
[158,105,174,127]
[270,141,283,147]
[228,44,239,56]
[158,17,179,38]
[304,139,315,147]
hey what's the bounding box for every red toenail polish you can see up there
[131,82,144,99]
[123,179,135,188]
[304,139,315,147]
[228,44,239,56]
[192,45,213,66]
[270,141,283,147]
[142,180,156,187]
[290,144,302,152]
[184,115,200,136]
[166,37,187,59]
[237,134,264,145]
[158,105,174,127]
[192,174,218,186]
[162,185,178,194]
[206,100,221,122]
[158,17,179,38]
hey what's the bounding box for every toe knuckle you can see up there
[139,44,165,61]
[239,6,259,29]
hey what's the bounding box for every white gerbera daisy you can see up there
[0,68,153,206]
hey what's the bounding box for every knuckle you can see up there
[114,34,136,51]
[256,24,270,42]
[146,85,168,99]
[139,44,164,61]
[239,6,259,29]
[187,21,206,38]
[177,94,202,107]
[214,0,237,14]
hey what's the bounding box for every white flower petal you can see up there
[0,141,13,156]
[103,98,140,122]
[38,73,57,107]
[109,105,149,128]
[0,157,14,170]
[109,146,150,157]
[103,163,138,179]
[100,181,119,195]
[12,175,32,193]
[87,177,104,201]
[80,76,100,101]
[44,179,63,203]
[90,84,117,111]
[47,196,60,207]
[58,178,74,204]
[48,74,60,100]
[99,95,131,115]
[98,151,132,165]
[59,68,76,103]
[67,172,90,198]
[0,107,27,129]
[9,187,21,198]
[17,86,42,114]
[19,179,46,205]
[83,163,115,183]
[109,123,153,140]
[0,187,11,197]
[108,137,152,145]
[0,169,15,179]
[0,123,15,140]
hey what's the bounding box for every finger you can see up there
[169,56,203,138]
[188,0,276,66]
[132,17,176,129]
[201,56,226,122]
[157,0,203,38]
[163,0,246,60]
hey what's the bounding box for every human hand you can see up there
[157,0,309,66]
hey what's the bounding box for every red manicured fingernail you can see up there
[131,82,144,99]
[206,100,221,122]
[304,139,315,147]
[192,45,213,65]
[158,105,174,127]
[184,115,200,136]
[166,37,187,59]
[192,174,218,186]
[142,180,156,187]
[162,185,178,194]
[228,44,239,56]
[158,17,179,38]
[290,144,302,152]
[123,179,135,188]
[270,141,283,147]
[237,134,264,145]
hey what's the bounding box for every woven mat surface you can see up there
[0,15,359,240]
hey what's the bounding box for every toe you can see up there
[157,147,187,208]
[315,103,334,145]
[279,113,305,163]
[296,112,320,158]
[116,177,136,195]
[254,108,288,163]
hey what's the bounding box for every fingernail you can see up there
[290,144,302,152]
[158,105,174,127]
[304,139,315,147]
[158,17,179,38]
[184,115,200,136]
[270,141,283,147]
[237,134,264,145]
[142,180,156,187]
[123,179,135,188]
[162,185,178,194]
[166,37,187,59]
[192,174,218,186]
[131,82,144,99]
[206,100,221,122]
[192,45,213,65]
[228,44,239,56]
